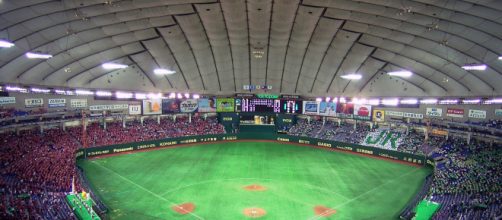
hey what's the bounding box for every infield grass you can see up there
[79,141,431,220]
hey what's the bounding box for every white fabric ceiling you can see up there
[0,0,501,97]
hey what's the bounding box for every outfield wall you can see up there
[76,133,428,165]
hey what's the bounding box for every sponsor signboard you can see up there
[48,98,66,108]
[354,104,372,120]
[336,103,354,118]
[89,104,128,111]
[128,105,141,115]
[468,109,486,119]
[302,101,319,115]
[25,98,43,108]
[142,99,162,115]
[373,110,385,122]
[496,109,502,117]
[71,99,87,108]
[180,99,198,113]
[426,108,442,117]
[0,97,16,105]
[432,129,448,136]
[446,108,464,118]
[216,98,235,112]
[162,99,180,113]
[198,98,216,112]
[318,102,336,116]
[386,111,423,119]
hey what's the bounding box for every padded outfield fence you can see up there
[75,132,429,166]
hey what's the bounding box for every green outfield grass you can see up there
[79,141,431,220]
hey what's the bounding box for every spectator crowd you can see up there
[0,116,225,219]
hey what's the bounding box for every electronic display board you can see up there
[238,98,281,113]
[280,100,302,114]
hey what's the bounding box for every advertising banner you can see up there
[354,104,372,120]
[48,98,66,108]
[426,108,442,117]
[373,110,385,122]
[162,99,180,113]
[142,99,162,115]
[496,109,502,117]
[302,101,319,115]
[25,98,43,108]
[318,102,336,116]
[0,97,16,105]
[446,108,464,118]
[216,98,235,112]
[128,105,141,115]
[198,98,216,112]
[336,103,354,118]
[386,111,423,119]
[180,99,198,113]
[71,99,87,108]
[89,104,128,111]
[468,109,486,119]
[432,129,448,136]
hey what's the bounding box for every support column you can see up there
[122,117,126,128]
[157,115,160,124]
[140,116,144,126]
[307,116,311,124]
[40,125,44,134]
[322,117,326,126]
[189,113,192,123]
[62,122,66,131]
[353,122,357,130]
[467,132,471,144]
[103,120,107,130]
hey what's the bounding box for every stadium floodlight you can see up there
[177,93,183,99]
[420,99,437,104]
[461,64,486,71]
[147,93,161,99]
[352,98,367,104]
[315,97,322,102]
[75,90,94,95]
[325,97,331,102]
[31,88,50,93]
[400,99,418,105]
[96,91,112,96]
[26,52,52,59]
[438,99,458,104]
[387,71,412,78]
[339,97,346,103]
[0,39,15,48]
[462,99,480,104]
[193,94,200,99]
[102,62,128,70]
[499,56,502,60]
[340,74,362,80]
[382,98,399,106]
[6,86,25,92]
[368,99,380,105]
[154,68,175,75]
[135,93,146,99]
[184,93,190,99]
[484,98,502,104]
[331,97,338,103]
[168,92,176,99]
[116,92,133,99]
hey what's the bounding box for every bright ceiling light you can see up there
[31,88,50,93]
[438,99,458,104]
[462,99,480,104]
[387,71,413,78]
[420,99,437,104]
[461,64,487,71]
[102,63,128,69]
[193,94,200,99]
[177,93,183,99]
[0,40,15,48]
[116,92,133,99]
[96,91,112,96]
[154,68,175,75]
[368,99,380,105]
[75,90,94,95]
[315,97,322,102]
[484,98,502,104]
[400,99,418,104]
[382,98,399,106]
[498,56,502,60]
[135,93,147,100]
[325,97,331,102]
[169,92,176,99]
[26,52,52,59]
[340,74,362,80]
[147,93,162,99]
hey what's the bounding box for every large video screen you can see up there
[161,99,180,113]
[238,98,281,112]
[280,100,302,114]
[216,98,235,112]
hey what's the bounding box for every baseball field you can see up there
[79,141,431,220]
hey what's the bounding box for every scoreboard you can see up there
[235,98,302,113]
[238,98,281,112]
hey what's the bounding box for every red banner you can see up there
[446,108,464,118]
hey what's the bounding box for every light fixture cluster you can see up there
[340,70,414,80]
[312,96,500,106]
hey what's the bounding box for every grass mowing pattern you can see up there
[79,141,431,220]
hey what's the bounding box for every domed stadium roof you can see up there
[0,0,501,97]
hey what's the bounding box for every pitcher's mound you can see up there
[314,205,336,217]
[243,207,267,218]
[243,184,267,191]
[172,203,195,215]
